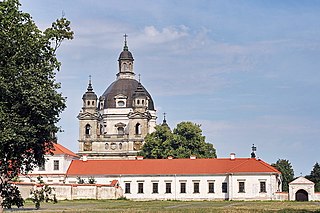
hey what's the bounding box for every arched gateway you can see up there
[295,189,308,201]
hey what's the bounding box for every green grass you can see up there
[5,199,320,213]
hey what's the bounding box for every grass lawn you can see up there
[4,199,320,213]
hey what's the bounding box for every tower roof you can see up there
[118,34,134,61]
[82,76,97,100]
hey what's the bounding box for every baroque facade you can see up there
[77,38,157,159]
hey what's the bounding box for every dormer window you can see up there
[114,94,127,108]
[118,101,125,107]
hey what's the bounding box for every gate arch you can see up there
[295,189,308,201]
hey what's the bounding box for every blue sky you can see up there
[20,0,320,176]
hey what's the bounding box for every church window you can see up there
[100,124,103,135]
[165,183,172,194]
[152,182,158,194]
[260,181,266,193]
[119,143,122,150]
[53,160,59,171]
[123,63,128,71]
[125,182,131,194]
[110,143,117,150]
[118,127,124,135]
[118,101,125,107]
[105,143,109,150]
[87,101,90,106]
[142,100,144,105]
[138,182,144,194]
[85,124,91,135]
[137,100,140,104]
[222,182,227,193]
[92,101,94,105]
[238,181,245,193]
[135,123,141,135]
[180,182,186,193]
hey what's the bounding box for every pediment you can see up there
[77,111,99,120]
[128,111,151,119]
[114,94,127,99]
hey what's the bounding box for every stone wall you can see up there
[15,183,123,200]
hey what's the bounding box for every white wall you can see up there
[66,173,279,201]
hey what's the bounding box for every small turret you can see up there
[161,112,170,129]
[82,75,97,113]
[132,75,148,112]
[251,144,257,158]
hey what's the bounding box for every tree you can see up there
[305,162,320,192]
[139,121,217,159]
[271,159,294,192]
[0,0,73,209]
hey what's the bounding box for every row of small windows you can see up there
[105,143,123,150]
[87,101,95,106]
[84,123,141,136]
[125,181,215,194]
[124,181,267,194]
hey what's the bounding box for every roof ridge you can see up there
[226,158,251,173]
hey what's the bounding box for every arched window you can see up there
[135,123,141,135]
[85,124,91,135]
[92,101,94,105]
[118,127,124,135]
[119,143,123,150]
[87,101,90,106]
[105,143,109,150]
[137,100,140,104]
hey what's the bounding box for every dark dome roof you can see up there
[101,79,154,110]
[118,50,134,61]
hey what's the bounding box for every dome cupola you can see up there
[117,34,135,79]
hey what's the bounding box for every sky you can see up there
[20,0,320,176]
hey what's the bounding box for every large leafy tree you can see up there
[271,159,294,192]
[139,121,217,159]
[305,162,320,192]
[0,0,73,209]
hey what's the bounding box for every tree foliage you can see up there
[305,162,320,192]
[139,122,217,159]
[271,159,294,192]
[0,0,73,208]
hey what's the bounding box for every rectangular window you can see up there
[193,182,200,193]
[53,160,59,171]
[38,162,45,171]
[260,181,266,193]
[138,182,144,194]
[152,182,158,194]
[222,182,228,193]
[180,182,186,193]
[125,182,131,194]
[239,181,245,193]
[166,182,172,194]
[208,182,215,193]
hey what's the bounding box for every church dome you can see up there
[101,78,154,110]
[118,49,134,61]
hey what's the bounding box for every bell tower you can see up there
[78,76,100,154]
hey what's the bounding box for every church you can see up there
[77,36,157,159]
[18,37,320,202]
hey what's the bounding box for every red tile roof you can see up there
[51,143,79,158]
[67,158,280,176]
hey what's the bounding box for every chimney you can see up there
[230,153,235,160]
[136,156,144,160]
[168,156,173,160]
[190,155,196,160]
[82,155,88,162]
